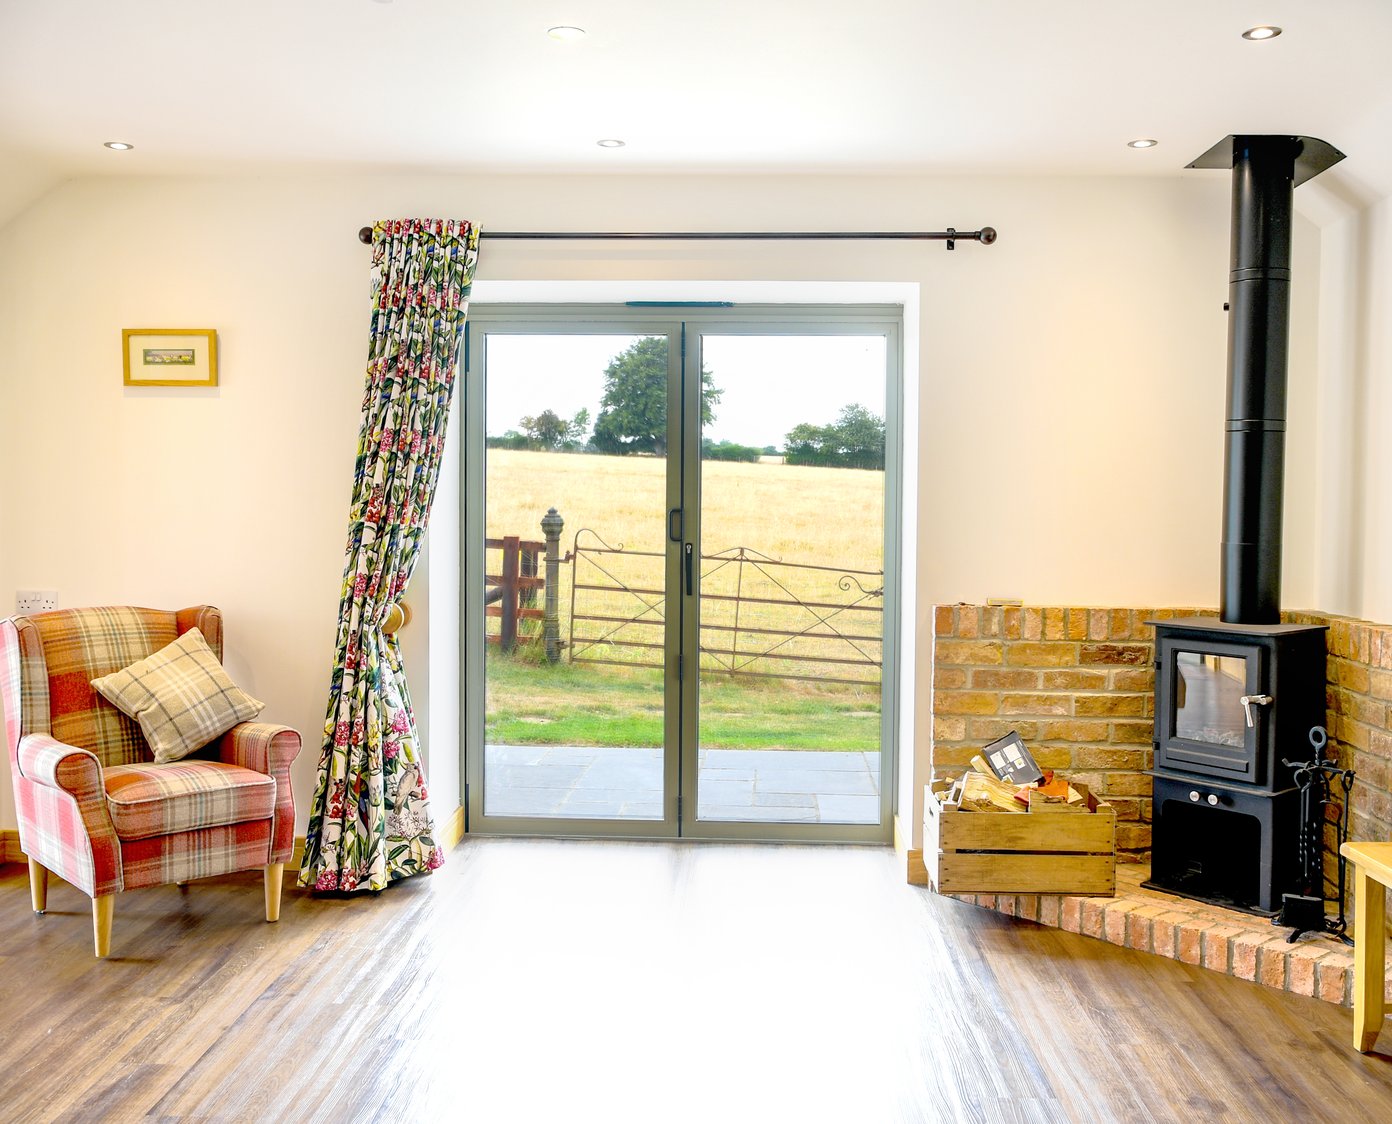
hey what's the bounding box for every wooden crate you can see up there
[924,779,1116,896]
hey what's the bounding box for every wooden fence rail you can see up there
[485,507,568,659]
[485,536,545,653]
[489,514,882,685]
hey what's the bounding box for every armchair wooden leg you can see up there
[264,862,285,923]
[92,895,115,958]
[28,859,48,914]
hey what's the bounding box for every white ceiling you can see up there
[3,0,1392,219]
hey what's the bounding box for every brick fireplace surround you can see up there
[924,603,1392,1008]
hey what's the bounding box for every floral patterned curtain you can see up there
[300,218,480,893]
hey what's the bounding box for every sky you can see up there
[483,333,887,449]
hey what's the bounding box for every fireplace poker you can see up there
[1277,726,1356,943]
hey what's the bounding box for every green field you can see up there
[486,658,882,750]
[486,449,886,750]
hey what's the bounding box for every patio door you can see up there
[463,306,898,842]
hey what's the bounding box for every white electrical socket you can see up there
[16,590,58,614]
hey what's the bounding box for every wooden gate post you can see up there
[541,507,565,664]
[500,536,520,654]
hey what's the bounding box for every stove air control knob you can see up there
[1207,794,1220,806]
[1189,790,1201,802]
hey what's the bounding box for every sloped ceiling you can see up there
[3,0,1391,225]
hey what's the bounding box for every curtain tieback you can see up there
[382,601,412,636]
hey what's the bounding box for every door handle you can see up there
[668,507,683,542]
[1239,694,1273,728]
[684,543,694,596]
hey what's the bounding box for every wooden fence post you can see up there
[541,508,565,664]
[500,536,520,654]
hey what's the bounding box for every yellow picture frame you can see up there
[122,328,219,387]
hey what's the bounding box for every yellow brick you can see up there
[1000,693,1072,716]
[936,690,1001,716]
[935,640,1004,666]
[1006,642,1080,668]
[1075,694,1148,717]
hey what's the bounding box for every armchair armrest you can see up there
[15,734,123,899]
[215,722,302,777]
[18,734,104,800]
[216,722,302,865]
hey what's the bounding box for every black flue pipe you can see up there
[1189,135,1345,624]
[1221,137,1296,624]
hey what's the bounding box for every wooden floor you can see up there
[2,840,1392,1123]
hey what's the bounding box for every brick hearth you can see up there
[946,864,1392,1008]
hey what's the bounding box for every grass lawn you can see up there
[486,655,881,751]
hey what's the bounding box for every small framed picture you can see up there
[122,329,218,387]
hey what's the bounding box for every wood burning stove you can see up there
[1144,134,1343,915]
[1145,618,1325,913]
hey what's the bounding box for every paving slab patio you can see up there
[482,744,881,823]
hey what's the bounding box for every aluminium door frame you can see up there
[462,304,902,844]
[677,313,901,844]
[462,312,684,839]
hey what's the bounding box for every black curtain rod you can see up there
[356,225,996,250]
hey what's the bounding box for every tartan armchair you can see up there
[0,605,301,956]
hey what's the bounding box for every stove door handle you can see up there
[1240,693,1274,728]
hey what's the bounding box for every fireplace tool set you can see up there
[1277,725,1356,943]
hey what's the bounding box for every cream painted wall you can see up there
[1312,191,1392,622]
[0,170,1324,852]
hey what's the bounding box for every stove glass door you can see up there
[1173,651,1250,748]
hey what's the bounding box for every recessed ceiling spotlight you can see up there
[1241,25,1282,40]
[1128,138,1158,149]
[596,138,626,148]
[103,141,135,150]
[548,25,586,40]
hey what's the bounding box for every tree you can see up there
[486,428,531,450]
[832,404,885,468]
[591,337,722,454]
[702,437,761,463]
[784,404,885,469]
[519,407,590,450]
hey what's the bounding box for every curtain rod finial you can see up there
[979,227,998,245]
[358,226,373,245]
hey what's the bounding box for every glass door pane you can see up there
[1174,651,1249,746]
[481,333,674,823]
[691,334,888,826]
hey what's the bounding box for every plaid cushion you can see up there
[32,606,180,767]
[91,628,263,763]
[120,819,273,891]
[104,760,276,840]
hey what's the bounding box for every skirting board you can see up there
[893,815,928,886]
[440,803,466,852]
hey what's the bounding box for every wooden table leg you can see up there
[1354,867,1386,1053]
